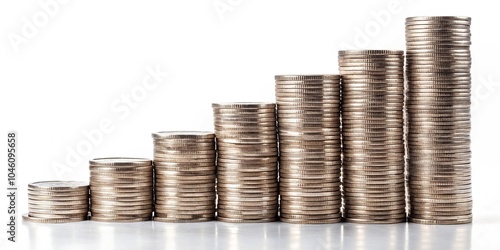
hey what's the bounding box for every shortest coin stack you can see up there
[152,131,217,222]
[89,158,153,222]
[24,181,89,223]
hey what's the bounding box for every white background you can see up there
[1,0,499,249]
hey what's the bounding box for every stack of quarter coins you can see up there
[152,131,216,222]
[406,16,473,224]
[24,181,89,223]
[212,102,279,222]
[339,50,406,223]
[89,158,153,222]
[275,75,342,224]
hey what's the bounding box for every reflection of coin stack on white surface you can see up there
[152,131,217,222]
[275,75,342,224]
[339,50,406,223]
[212,102,279,222]
[24,181,89,223]
[89,157,153,222]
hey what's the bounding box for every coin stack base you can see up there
[213,102,279,223]
[275,75,342,224]
[24,181,89,223]
[339,50,406,224]
[406,16,473,224]
[89,158,153,222]
[152,131,216,222]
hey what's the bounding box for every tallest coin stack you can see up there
[406,16,473,224]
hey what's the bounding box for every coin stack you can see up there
[275,75,342,224]
[89,158,153,222]
[152,131,216,222]
[23,181,89,223]
[339,50,406,223]
[406,16,473,224]
[212,102,279,223]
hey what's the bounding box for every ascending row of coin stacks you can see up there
[152,132,217,222]
[406,16,473,224]
[212,103,279,222]
[23,181,89,223]
[275,75,342,224]
[23,16,473,226]
[89,158,153,222]
[339,50,406,223]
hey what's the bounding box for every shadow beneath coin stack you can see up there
[25,221,88,250]
[407,223,472,250]
[25,221,156,250]
[278,223,342,249]
[152,221,218,249]
[214,221,280,249]
[340,223,405,250]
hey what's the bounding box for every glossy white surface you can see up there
[8,218,498,250]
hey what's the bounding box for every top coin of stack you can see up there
[152,131,216,222]
[89,157,153,222]
[275,75,342,224]
[212,102,279,223]
[339,50,406,224]
[406,16,472,224]
[24,181,89,223]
